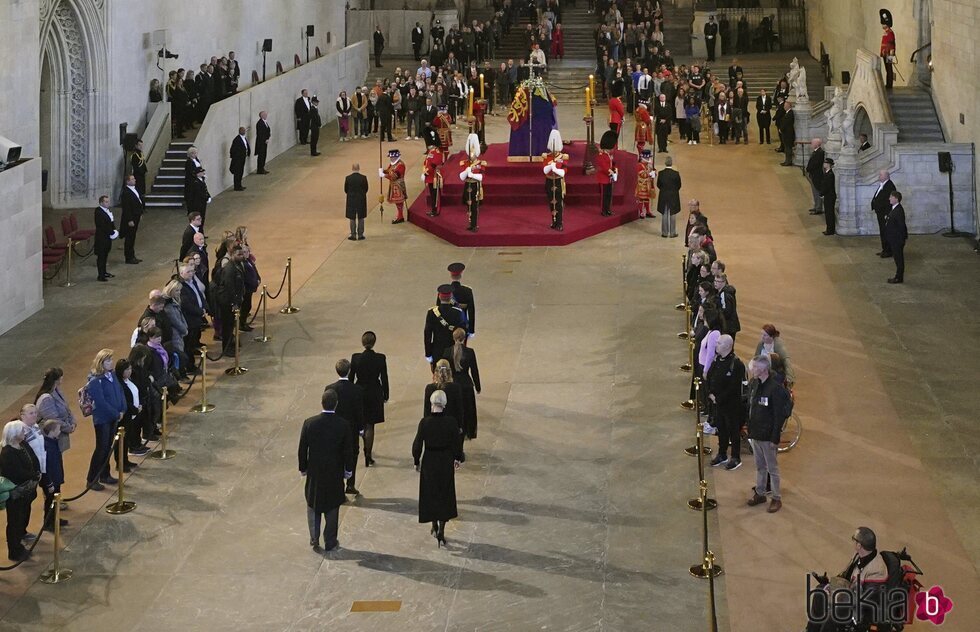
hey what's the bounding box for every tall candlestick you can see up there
[589,74,595,101]
[585,87,590,117]
[468,87,474,118]
[479,73,485,100]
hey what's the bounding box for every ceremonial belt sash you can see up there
[432,306,457,331]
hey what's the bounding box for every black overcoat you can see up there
[298,412,354,512]
[412,413,462,523]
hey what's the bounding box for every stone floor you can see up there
[1,93,979,632]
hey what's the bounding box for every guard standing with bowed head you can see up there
[543,129,568,231]
[595,130,619,217]
[422,139,445,217]
[460,134,486,233]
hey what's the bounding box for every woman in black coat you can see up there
[442,328,481,439]
[424,360,465,456]
[350,331,389,467]
[412,390,462,547]
[1,421,41,561]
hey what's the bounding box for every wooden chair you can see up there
[68,212,95,240]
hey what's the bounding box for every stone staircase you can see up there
[887,87,944,143]
[145,140,193,211]
[476,3,596,62]
[730,54,826,102]
[661,2,693,57]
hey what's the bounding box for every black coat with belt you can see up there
[656,167,682,215]
[351,349,389,424]
[325,379,365,435]
[229,135,250,175]
[93,207,116,253]
[344,172,369,219]
[120,187,144,237]
[298,412,354,512]
[412,413,461,523]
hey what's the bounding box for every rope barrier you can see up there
[0,502,56,571]
[42,256,68,281]
[264,265,289,300]
[246,291,265,327]
[70,240,94,260]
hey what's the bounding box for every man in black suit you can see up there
[217,245,245,354]
[871,169,897,257]
[714,274,741,341]
[778,100,795,166]
[373,26,385,67]
[294,89,311,144]
[120,175,144,264]
[180,212,204,260]
[255,111,271,174]
[325,359,365,496]
[189,232,209,288]
[755,88,772,144]
[653,94,672,153]
[344,163,369,240]
[178,262,206,370]
[229,126,250,191]
[196,64,213,119]
[446,262,476,335]
[412,22,425,61]
[130,139,148,196]
[820,158,837,235]
[704,15,719,62]
[656,156,682,238]
[806,138,825,214]
[186,167,211,221]
[298,389,354,552]
[884,191,908,284]
[859,133,872,152]
[93,194,118,282]
[376,89,395,143]
[425,285,466,369]
[308,97,322,156]
[183,146,203,208]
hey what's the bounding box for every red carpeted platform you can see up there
[407,141,640,247]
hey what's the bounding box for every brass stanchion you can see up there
[254,285,271,342]
[224,307,248,375]
[677,299,691,340]
[150,388,177,459]
[688,433,718,510]
[684,378,711,455]
[680,344,697,406]
[704,551,720,630]
[191,348,216,413]
[39,493,72,583]
[680,323,694,373]
[106,428,136,514]
[675,253,687,311]
[690,485,724,578]
[279,257,300,314]
[62,237,75,288]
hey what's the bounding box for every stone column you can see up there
[835,147,860,235]
[792,100,811,167]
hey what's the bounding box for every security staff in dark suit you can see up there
[884,191,908,284]
[93,195,118,282]
[180,212,204,260]
[183,147,203,208]
[425,285,466,370]
[444,263,476,334]
[186,167,211,221]
[373,26,385,67]
[308,96,322,156]
[120,175,144,264]
[294,89,312,144]
[217,245,246,355]
[130,139,148,196]
[778,100,795,166]
[820,158,837,235]
[298,389,354,552]
[755,89,772,144]
[229,127,250,191]
[871,170,897,257]
[255,111,271,174]
[178,263,206,369]
[325,359,365,496]
[432,20,445,47]
[703,16,719,61]
[344,163,369,240]
[806,139,825,215]
[412,22,425,60]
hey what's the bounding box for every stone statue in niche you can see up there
[789,57,809,103]
[825,87,846,136]
[841,103,856,149]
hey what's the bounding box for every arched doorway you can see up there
[39,0,110,208]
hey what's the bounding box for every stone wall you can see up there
[0,160,44,336]
[348,10,433,57]
[0,0,41,157]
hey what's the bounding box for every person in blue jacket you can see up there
[85,349,127,490]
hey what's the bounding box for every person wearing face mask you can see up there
[93,194,119,282]
[84,349,127,490]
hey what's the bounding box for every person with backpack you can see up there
[85,349,127,490]
[745,354,793,513]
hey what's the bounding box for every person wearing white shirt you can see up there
[120,174,144,264]
[93,194,119,282]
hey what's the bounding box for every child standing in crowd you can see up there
[41,419,67,530]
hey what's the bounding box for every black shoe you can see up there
[100,475,118,484]
[129,446,150,457]
[365,457,375,467]
[348,235,357,241]
[357,235,365,240]
[239,325,254,332]
[234,186,246,191]
[122,464,134,473]
[105,272,115,278]
[345,485,360,496]
[125,259,140,264]
[97,276,108,282]
[822,230,835,236]
[311,152,321,156]
[780,162,794,166]
[8,549,30,562]
[258,170,270,175]
[88,481,106,491]
[879,252,892,258]
[310,539,320,550]
[391,218,405,224]
[324,540,340,552]
[710,454,728,467]
[887,277,903,284]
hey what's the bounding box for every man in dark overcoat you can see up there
[656,156,682,238]
[344,163,369,240]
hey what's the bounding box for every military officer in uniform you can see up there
[543,129,568,231]
[381,148,408,224]
[423,140,445,217]
[460,133,485,232]
[130,139,148,197]
[595,130,619,217]
[635,149,656,219]
[445,262,476,335]
[425,284,466,370]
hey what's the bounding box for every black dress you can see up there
[424,382,465,438]
[442,347,481,439]
[412,413,462,523]
[350,349,389,424]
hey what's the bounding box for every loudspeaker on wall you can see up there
[938,151,952,173]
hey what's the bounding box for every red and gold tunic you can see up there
[423,147,444,186]
[608,97,625,132]
[635,162,656,201]
[433,113,453,154]
[634,107,653,144]
[460,158,486,202]
[384,160,407,204]
[594,150,616,184]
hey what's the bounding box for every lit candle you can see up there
[589,74,595,101]
[479,73,485,100]
[468,87,474,118]
[585,87,590,117]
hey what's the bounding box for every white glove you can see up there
[207,197,212,204]
[610,172,618,183]
[425,356,433,363]
[459,169,469,182]
[378,168,385,178]
[468,333,475,339]
[421,173,427,182]
[543,164,553,175]
[469,172,483,182]
[552,167,566,177]
[109,230,119,240]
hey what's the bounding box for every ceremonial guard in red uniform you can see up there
[433,105,454,158]
[595,130,619,217]
[459,134,486,232]
[422,140,445,217]
[381,148,408,224]
[542,129,568,231]
[472,97,488,152]
[608,85,625,147]
[634,100,653,154]
[635,148,657,219]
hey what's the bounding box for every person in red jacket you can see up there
[608,85,625,148]
[422,142,445,217]
[596,130,619,217]
[880,24,896,89]
[634,100,653,153]
[380,149,407,224]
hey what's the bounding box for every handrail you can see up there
[910,41,931,64]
